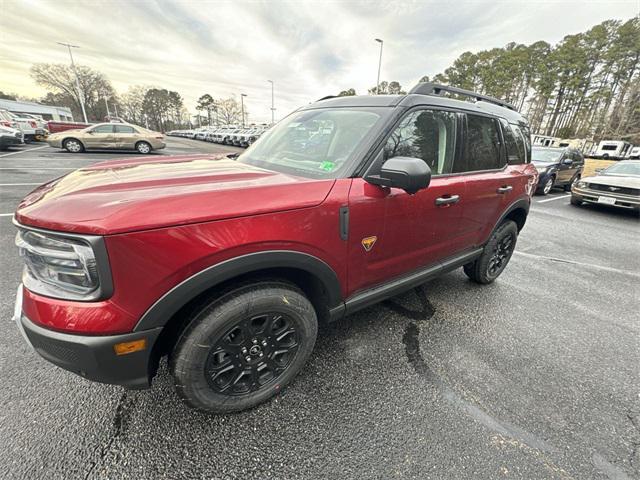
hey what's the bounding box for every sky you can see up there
[1,0,639,123]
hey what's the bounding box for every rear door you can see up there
[457,113,515,246]
[114,124,138,150]
[347,108,468,294]
[84,124,116,149]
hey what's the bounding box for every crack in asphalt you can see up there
[627,412,640,475]
[385,287,633,480]
[83,392,136,480]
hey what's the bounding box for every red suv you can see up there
[13,84,537,412]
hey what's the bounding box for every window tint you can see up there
[91,124,114,133]
[114,125,135,133]
[513,124,531,163]
[383,109,457,175]
[500,119,525,165]
[456,114,504,172]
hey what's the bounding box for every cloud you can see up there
[1,0,638,123]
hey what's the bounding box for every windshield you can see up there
[532,148,562,163]
[238,107,385,179]
[601,162,640,177]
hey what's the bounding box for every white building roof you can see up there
[0,98,73,120]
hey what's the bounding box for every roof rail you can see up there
[408,82,516,111]
[316,95,338,102]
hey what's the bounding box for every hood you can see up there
[583,175,640,189]
[15,154,335,235]
[532,161,558,168]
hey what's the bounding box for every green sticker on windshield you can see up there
[320,161,335,172]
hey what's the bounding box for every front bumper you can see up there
[0,135,21,148]
[572,186,640,210]
[47,138,63,148]
[15,286,163,389]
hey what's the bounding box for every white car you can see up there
[0,125,24,150]
[0,109,43,142]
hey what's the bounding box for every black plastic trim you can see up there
[342,248,482,316]
[490,198,530,237]
[21,314,162,389]
[134,250,343,331]
[339,206,349,240]
[12,219,114,302]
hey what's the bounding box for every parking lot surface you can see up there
[1,139,639,479]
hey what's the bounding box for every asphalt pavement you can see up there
[0,138,638,479]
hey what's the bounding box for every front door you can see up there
[84,124,116,149]
[347,108,468,295]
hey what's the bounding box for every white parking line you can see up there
[0,213,14,217]
[0,146,48,158]
[537,194,570,203]
[0,183,42,186]
[514,251,640,278]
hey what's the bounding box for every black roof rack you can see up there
[408,82,516,111]
[316,95,338,102]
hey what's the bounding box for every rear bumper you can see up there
[19,313,163,389]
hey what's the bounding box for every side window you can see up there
[114,125,135,134]
[383,109,457,175]
[511,124,530,163]
[91,125,114,134]
[456,114,504,172]
[499,119,524,165]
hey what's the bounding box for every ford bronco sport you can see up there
[13,83,537,413]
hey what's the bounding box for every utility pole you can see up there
[240,93,247,128]
[104,96,111,118]
[267,80,275,125]
[57,42,88,123]
[375,38,384,95]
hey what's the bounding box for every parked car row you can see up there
[0,124,25,150]
[0,108,48,143]
[167,125,269,148]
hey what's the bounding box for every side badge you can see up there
[361,236,377,252]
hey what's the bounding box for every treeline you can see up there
[339,17,639,143]
[24,64,245,132]
[426,17,640,142]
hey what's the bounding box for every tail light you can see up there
[29,121,37,128]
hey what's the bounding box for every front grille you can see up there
[586,183,640,196]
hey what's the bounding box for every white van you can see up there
[593,140,632,160]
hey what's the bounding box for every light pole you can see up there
[104,96,111,118]
[267,80,275,125]
[240,93,247,128]
[57,42,88,123]
[375,38,383,95]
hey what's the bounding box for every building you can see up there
[0,98,74,122]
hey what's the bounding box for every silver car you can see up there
[571,160,640,213]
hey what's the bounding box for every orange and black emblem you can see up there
[361,236,377,252]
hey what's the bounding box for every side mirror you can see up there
[366,156,431,194]
[87,130,95,135]
[562,158,573,165]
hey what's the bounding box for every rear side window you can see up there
[500,119,526,165]
[115,125,135,133]
[383,109,457,175]
[456,114,505,172]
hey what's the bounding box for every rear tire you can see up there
[565,174,580,192]
[464,220,518,284]
[170,282,318,413]
[135,141,152,154]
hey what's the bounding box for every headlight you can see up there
[15,227,112,301]
[535,166,548,174]
[575,181,587,189]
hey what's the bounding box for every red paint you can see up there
[46,121,92,134]
[16,154,536,335]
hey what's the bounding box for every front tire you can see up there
[170,282,318,413]
[63,138,84,153]
[565,174,580,192]
[135,141,152,154]
[464,220,518,284]
[570,196,582,207]
[537,177,554,196]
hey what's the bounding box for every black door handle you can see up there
[497,186,513,194]
[435,195,460,206]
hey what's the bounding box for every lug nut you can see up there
[259,352,263,357]
[241,347,247,354]
[261,340,267,347]
[245,356,251,362]
[252,339,258,344]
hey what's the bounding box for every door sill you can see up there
[342,248,482,317]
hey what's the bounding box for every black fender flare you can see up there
[134,250,342,331]
[487,197,530,240]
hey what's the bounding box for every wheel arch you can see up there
[135,140,152,151]
[135,250,343,334]
[63,136,84,149]
[489,198,530,239]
